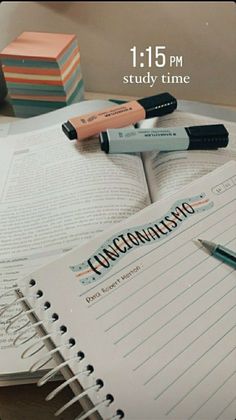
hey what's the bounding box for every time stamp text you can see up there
[123,46,190,87]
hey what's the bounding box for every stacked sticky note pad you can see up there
[0,31,84,117]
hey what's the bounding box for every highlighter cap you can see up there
[100,131,109,153]
[186,124,229,149]
[138,92,177,118]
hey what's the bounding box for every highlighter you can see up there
[62,92,177,140]
[99,124,229,154]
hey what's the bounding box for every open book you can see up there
[0,99,236,385]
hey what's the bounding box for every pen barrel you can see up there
[214,245,236,269]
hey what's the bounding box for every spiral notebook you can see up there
[3,161,236,419]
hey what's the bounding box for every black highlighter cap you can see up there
[137,92,177,118]
[99,131,109,153]
[186,124,229,149]
[62,121,77,140]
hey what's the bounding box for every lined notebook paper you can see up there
[23,161,236,419]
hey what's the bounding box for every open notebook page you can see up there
[23,161,236,419]
[141,111,236,201]
[0,116,149,382]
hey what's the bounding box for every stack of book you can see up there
[0,31,84,117]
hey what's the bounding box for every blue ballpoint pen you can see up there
[198,239,236,269]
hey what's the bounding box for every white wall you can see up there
[0,1,235,105]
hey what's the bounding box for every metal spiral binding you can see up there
[0,285,23,319]
[13,320,43,347]
[1,281,40,322]
[0,292,27,318]
[6,308,35,334]
[7,286,60,351]
[21,324,67,359]
[74,394,114,420]
[38,351,85,386]
[21,332,55,359]
[0,283,43,349]
[2,279,125,419]
[55,379,105,416]
[29,337,77,372]
[0,284,20,301]
[46,364,93,401]
[108,410,125,420]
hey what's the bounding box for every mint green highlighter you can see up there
[100,124,229,154]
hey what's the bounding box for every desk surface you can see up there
[0,381,83,420]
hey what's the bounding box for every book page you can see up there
[24,162,236,419]
[0,122,150,379]
[141,111,236,201]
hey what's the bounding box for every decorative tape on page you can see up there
[70,193,213,286]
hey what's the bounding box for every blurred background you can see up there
[0,1,235,106]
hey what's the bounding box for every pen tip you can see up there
[193,238,202,248]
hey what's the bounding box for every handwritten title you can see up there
[70,193,213,286]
